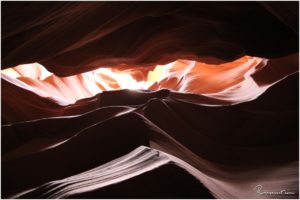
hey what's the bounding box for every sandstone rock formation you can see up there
[1,1,299,199]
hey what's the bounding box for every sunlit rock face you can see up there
[2,56,265,105]
[1,1,299,199]
[1,55,297,106]
[1,2,298,76]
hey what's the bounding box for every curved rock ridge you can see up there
[11,146,213,199]
[2,73,298,198]
[2,70,298,199]
[1,2,299,199]
[1,2,298,76]
[2,54,298,108]
[17,145,296,199]
[1,55,298,124]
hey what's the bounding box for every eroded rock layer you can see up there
[1,1,299,199]
[1,2,298,76]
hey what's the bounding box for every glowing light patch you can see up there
[1,56,272,106]
[1,68,21,78]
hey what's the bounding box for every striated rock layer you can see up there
[2,73,299,198]
[1,2,298,76]
[2,56,272,106]
[1,1,299,199]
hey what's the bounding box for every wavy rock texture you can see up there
[1,2,298,76]
[1,1,299,199]
[1,56,271,106]
[2,53,298,124]
[2,72,299,198]
[12,146,214,199]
